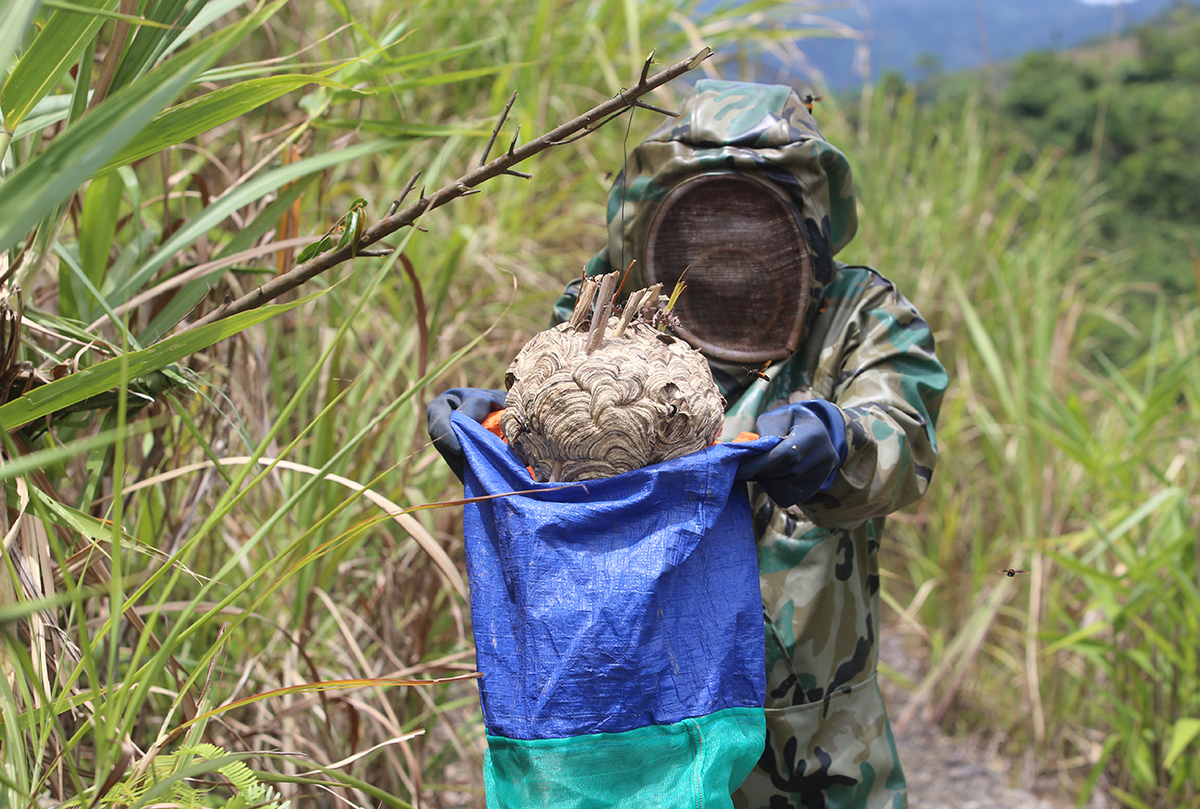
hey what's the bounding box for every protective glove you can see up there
[427,387,508,482]
[735,399,848,508]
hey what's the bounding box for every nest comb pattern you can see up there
[500,273,725,482]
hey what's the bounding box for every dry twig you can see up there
[182,47,710,332]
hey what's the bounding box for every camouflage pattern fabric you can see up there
[573,79,857,304]
[551,80,948,808]
[729,264,945,809]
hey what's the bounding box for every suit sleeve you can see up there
[801,275,948,529]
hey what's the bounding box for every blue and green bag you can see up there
[451,414,772,808]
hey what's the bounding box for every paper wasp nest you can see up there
[500,272,725,482]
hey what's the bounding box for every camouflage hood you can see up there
[587,79,858,308]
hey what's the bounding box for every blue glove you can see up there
[427,387,508,482]
[736,399,848,507]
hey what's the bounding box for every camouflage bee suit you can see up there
[553,80,948,809]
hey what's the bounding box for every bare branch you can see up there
[635,100,678,117]
[386,172,421,217]
[182,46,713,333]
[639,49,657,86]
[480,92,519,166]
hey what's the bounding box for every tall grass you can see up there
[4,0,1196,805]
[833,86,1200,806]
[0,1,848,806]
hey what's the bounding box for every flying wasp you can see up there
[998,569,1029,577]
[802,94,823,114]
[744,361,773,382]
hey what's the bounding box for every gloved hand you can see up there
[427,387,508,482]
[736,399,848,508]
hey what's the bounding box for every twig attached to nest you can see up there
[585,272,619,354]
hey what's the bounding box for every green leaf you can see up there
[0,0,42,80]
[107,0,205,92]
[41,0,176,28]
[10,92,79,140]
[297,232,336,261]
[388,64,514,91]
[0,288,325,430]
[99,74,345,172]
[295,235,334,264]
[0,1,285,254]
[30,485,143,549]
[335,198,367,255]
[949,275,1018,419]
[165,0,247,55]
[0,426,137,483]
[0,0,120,131]
[108,137,409,303]
[312,119,492,138]
[1039,620,1109,658]
[0,50,203,252]
[1164,717,1200,770]
[140,174,317,342]
[213,172,315,261]
[380,38,489,70]
[74,170,125,307]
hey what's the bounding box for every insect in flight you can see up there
[998,569,1029,577]
[744,361,773,382]
[802,94,823,114]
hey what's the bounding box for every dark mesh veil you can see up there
[643,172,812,362]
[555,80,858,366]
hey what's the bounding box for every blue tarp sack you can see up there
[451,413,775,808]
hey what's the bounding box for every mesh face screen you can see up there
[644,173,811,363]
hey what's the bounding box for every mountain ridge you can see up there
[792,0,1181,89]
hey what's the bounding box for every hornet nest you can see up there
[500,271,725,482]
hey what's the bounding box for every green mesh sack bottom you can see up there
[483,707,766,809]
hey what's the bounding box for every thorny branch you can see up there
[182,46,711,332]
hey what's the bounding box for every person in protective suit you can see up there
[429,79,948,809]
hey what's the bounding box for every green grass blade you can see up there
[108,137,409,303]
[99,74,348,172]
[73,169,125,314]
[949,274,1018,419]
[53,240,142,348]
[0,0,291,253]
[0,0,41,80]
[312,119,491,138]
[0,36,225,253]
[10,91,81,140]
[387,63,514,90]
[0,424,153,483]
[0,0,119,130]
[107,0,205,92]
[41,0,176,27]
[0,288,325,430]
[164,0,246,53]
[1164,718,1200,770]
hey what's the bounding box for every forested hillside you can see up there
[1004,1,1200,298]
[795,0,1178,88]
[865,1,1200,362]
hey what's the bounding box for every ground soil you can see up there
[880,625,1105,809]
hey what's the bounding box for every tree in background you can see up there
[1002,1,1200,295]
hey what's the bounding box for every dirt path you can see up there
[879,626,1090,809]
